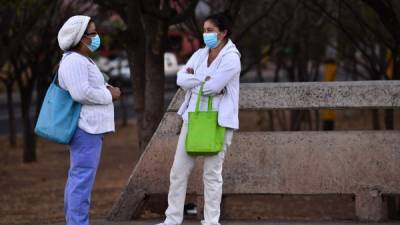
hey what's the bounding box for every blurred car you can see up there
[96,52,183,83]
[164,52,184,77]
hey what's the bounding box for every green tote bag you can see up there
[185,83,226,155]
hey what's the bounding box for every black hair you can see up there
[204,13,232,39]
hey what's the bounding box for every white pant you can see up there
[164,122,233,225]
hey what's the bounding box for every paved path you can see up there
[37,219,400,225]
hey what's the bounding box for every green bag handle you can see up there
[195,82,213,112]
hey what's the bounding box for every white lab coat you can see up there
[163,40,240,225]
[177,39,241,129]
[58,52,115,134]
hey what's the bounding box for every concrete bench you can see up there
[109,81,400,221]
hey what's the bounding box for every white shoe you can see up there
[156,222,181,225]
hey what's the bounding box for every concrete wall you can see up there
[169,81,400,110]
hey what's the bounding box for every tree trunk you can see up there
[290,110,302,131]
[12,57,37,162]
[384,109,394,130]
[268,111,275,131]
[119,92,128,127]
[385,46,400,130]
[6,82,17,148]
[372,109,380,130]
[35,58,53,119]
[314,110,320,131]
[22,111,36,162]
[274,60,281,82]
[393,47,400,80]
[20,90,36,162]
[125,0,147,151]
[141,15,168,148]
[256,63,264,82]
[276,110,287,131]
[306,110,312,130]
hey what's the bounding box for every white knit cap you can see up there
[57,15,91,51]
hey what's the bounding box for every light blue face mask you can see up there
[203,32,220,49]
[85,34,101,52]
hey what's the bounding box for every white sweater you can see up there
[58,52,115,134]
[177,40,241,129]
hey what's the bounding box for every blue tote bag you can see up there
[35,72,81,144]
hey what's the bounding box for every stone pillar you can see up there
[355,188,387,221]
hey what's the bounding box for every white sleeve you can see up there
[176,50,206,91]
[60,57,113,105]
[203,53,241,96]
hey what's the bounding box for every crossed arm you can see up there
[176,53,241,96]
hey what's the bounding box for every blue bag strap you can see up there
[51,72,58,84]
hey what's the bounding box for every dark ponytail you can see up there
[204,13,232,39]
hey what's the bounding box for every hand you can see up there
[107,86,121,101]
[186,67,194,74]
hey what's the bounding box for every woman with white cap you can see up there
[57,15,120,225]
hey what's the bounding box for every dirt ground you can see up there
[0,120,140,225]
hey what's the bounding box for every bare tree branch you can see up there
[340,0,393,48]
[362,0,400,43]
[303,0,381,78]
[233,0,279,43]
[169,0,199,25]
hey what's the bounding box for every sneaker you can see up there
[184,203,197,216]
